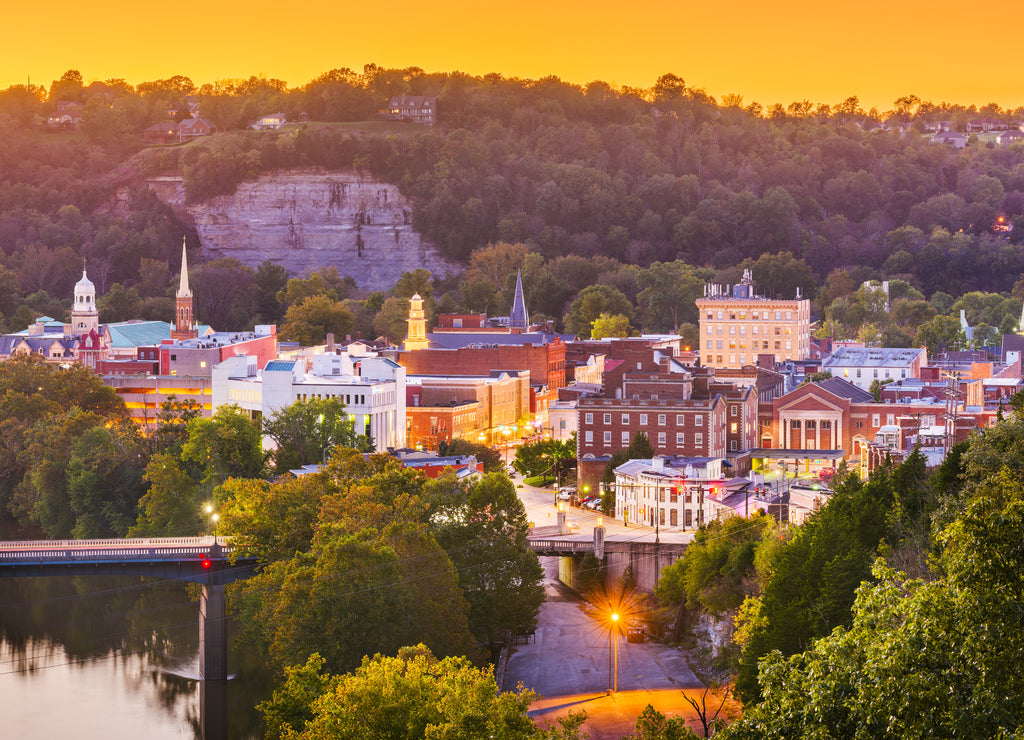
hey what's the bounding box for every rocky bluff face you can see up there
[154,171,458,290]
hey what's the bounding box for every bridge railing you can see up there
[0,537,236,562]
[528,539,595,553]
[0,536,219,549]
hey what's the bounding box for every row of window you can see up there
[706,324,792,336]
[705,310,794,321]
[584,430,705,446]
[707,340,790,351]
[790,419,833,429]
[584,412,706,426]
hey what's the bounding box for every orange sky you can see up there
[2,1,1020,111]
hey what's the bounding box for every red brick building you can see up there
[394,339,566,394]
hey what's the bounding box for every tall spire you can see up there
[177,236,191,298]
[172,236,197,340]
[509,269,529,330]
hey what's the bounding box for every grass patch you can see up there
[523,475,556,487]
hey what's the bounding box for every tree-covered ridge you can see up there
[3,66,1024,338]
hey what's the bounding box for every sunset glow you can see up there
[3,1,1020,110]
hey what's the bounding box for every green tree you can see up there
[66,423,146,538]
[438,438,504,473]
[591,312,632,339]
[636,260,708,333]
[182,404,264,484]
[253,260,290,323]
[259,647,585,740]
[220,474,325,562]
[913,314,965,356]
[261,396,368,474]
[564,285,634,338]
[433,473,545,647]
[280,294,355,346]
[277,267,354,308]
[131,453,201,537]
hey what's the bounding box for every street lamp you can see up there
[608,611,620,693]
[205,504,219,545]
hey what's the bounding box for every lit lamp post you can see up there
[205,504,219,545]
[608,611,620,693]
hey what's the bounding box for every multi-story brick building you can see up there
[576,346,759,463]
[696,270,810,369]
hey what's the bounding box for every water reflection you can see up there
[0,576,271,739]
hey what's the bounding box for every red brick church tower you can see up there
[172,238,197,341]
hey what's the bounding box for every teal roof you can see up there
[265,360,296,372]
[106,321,172,348]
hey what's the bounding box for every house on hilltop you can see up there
[386,95,436,126]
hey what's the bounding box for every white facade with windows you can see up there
[212,351,406,452]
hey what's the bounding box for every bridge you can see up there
[0,537,256,680]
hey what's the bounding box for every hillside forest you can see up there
[1,67,1024,350]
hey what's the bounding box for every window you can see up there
[585,431,593,442]
[730,422,738,433]
[873,369,879,378]
[621,414,630,424]
[603,413,611,424]
[707,340,712,349]
[658,414,666,425]
[585,413,593,424]
[717,340,723,349]
[730,406,737,417]
[603,431,612,443]
[786,311,792,320]
[676,414,684,425]
[695,415,703,426]
[729,326,736,335]
[670,488,678,503]
[640,413,648,425]
[706,325,713,334]
[730,440,737,451]
[887,414,895,425]
[821,420,831,430]
[655,432,665,445]
[660,509,666,526]
[791,419,801,429]
[806,420,816,429]
[622,431,630,444]
[775,311,781,320]
[676,432,685,445]
[694,432,704,446]
[872,414,881,426]
[856,369,862,378]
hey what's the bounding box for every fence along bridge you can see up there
[0,536,256,680]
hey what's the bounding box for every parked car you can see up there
[556,490,573,501]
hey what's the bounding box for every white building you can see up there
[547,399,578,442]
[820,346,927,391]
[613,456,764,530]
[212,351,406,452]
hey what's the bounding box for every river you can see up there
[0,576,273,739]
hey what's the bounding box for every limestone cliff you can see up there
[149,171,459,290]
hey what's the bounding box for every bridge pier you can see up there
[199,583,228,681]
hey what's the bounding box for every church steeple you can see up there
[172,237,197,340]
[70,259,99,336]
[509,269,529,332]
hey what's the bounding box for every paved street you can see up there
[504,556,707,739]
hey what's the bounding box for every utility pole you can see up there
[942,371,962,456]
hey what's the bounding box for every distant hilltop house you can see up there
[144,117,216,145]
[966,118,1009,133]
[923,120,953,133]
[251,112,287,130]
[997,129,1024,146]
[46,101,84,131]
[386,95,436,126]
[931,130,968,149]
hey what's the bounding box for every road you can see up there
[514,475,693,545]
[504,557,708,739]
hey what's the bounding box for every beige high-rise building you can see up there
[696,270,810,369]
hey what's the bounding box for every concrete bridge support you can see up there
[199,583,228,681]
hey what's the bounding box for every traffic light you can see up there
[201,557,212,570]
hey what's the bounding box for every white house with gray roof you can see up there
[821,346,927,391]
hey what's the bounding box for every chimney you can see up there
[326,333,335,352]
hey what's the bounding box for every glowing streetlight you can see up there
[205,504,219,544]
[609,611,620,693]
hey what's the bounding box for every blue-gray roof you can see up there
[106,321,173,348]
[425,331,571,349]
